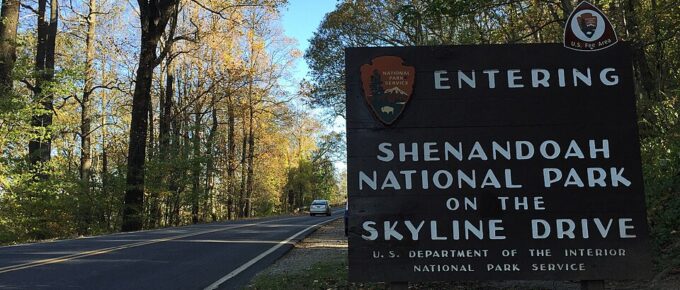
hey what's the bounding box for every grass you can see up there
[247,258,364,290]
[248,258,677,290]
[246,257,518,290]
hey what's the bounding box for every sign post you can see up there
[345,43,651,284]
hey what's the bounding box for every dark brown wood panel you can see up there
[346,43,651,282]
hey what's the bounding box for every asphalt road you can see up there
[0,211,342,290]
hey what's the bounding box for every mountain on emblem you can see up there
[360,56,415,125]
[564,1,618,51]
[384,87,408,95]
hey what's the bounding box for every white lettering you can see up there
[434,70,450,89]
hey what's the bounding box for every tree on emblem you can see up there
[370,69,384,97]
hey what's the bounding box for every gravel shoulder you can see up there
[254,218,347,277]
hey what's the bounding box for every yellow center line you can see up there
[0,216,304,274]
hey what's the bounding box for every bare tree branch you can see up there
[20,79,36,92]
[20,3,39,15]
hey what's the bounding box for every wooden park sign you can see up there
[345,43,651,282]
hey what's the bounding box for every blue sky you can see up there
[280,0,338,82]
[280,1,346,171]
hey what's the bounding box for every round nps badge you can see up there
[564,1,618,51]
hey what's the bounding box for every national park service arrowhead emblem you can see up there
[360,56,415,125]
[564,1,618,51]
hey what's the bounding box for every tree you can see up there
[0,0,20,93]
[1,0,336,245]
[72,0,98,235]
[28,0,58,167]
[122,0,180,232]
[304,0,568,117]
[304,1,414,118]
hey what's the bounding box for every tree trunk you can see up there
[169,74,185,226]
[174,116,188,225]
[241,28,257,217]
[0,0,20,92]
[239,120,248,218]
[191,109,201,224]
[78,0,97,235]
[147,91,154,159]
[559,0,574,20]
[650,0,664,89]
[245,94,255,218]
[101,88,111,230]
[159,60,174,159]
[226,93,236,220]
[123,37,155,231]
[122,0,178,232]
[204,102,218,221]
[29,0,57,168]
[149,59,174,228]
[623,0,657,100]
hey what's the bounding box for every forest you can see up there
[303,0,679,278]
[0,0,678,279]
[0,0,344,244]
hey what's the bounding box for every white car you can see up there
[309,200,331,216]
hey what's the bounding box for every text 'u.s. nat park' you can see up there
[345,3,651,283]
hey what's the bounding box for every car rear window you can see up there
[312,201,326,205]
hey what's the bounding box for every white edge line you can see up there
[203,216,340,290]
